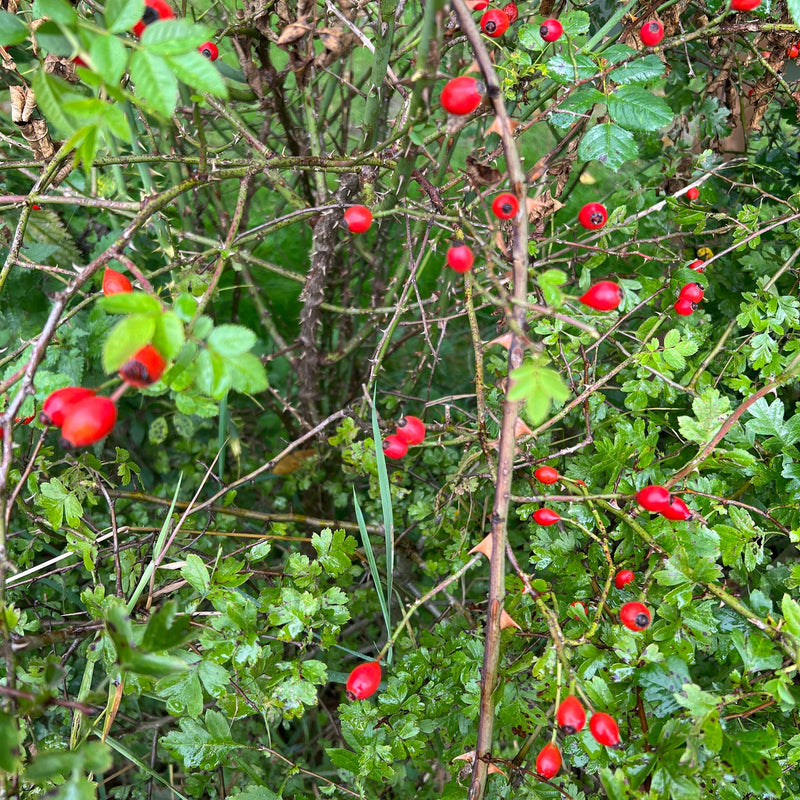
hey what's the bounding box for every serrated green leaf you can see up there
[609,53,666,84]
[165,50,227,97]
[788,0,800,33]
[105,0,144,34]
[781,594,800,640]
[153,311,185,359]
[31,71,73,135]
[0,9,28,46]
[207,324,257,356]
[35,0,77,25]
[141,18,212,53]
[578,123,638,171]
[98,292,162,315]
[181,553,210,594]
[102,314,156,372]
[607,85,673,131]
[546,53,598,85]
[0,712,22,772]
[89,34,129,85]
[227,352,268,393]
[130,49,178,116]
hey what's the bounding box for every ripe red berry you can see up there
[589,712,620,747]
[383,434,408,459]
[502,2,519,23]
[492,193,519,219]
[472,0,489,9]
[31,204,41,210]
[615,569,635,589]
[556,695,586,734]
[730,0,760,9]
[533,508,560,526]
[40,387,96,428]
[686,186,699,201]
[346,660,381,700]
[540,18,563,42]
[481,8,509,37]
[661,496,692,520]
[440,76,484,115]
[119,344,167,387]
[636,485,671,513]
[620,601,651,631]
[60,396,117,448]
[579,281,621,311]
[674,298,696,316]
[396,415,425,445]
[199,41,219,60]
[536,743,561,779]
[788,44,799,59]
[578,202,608,229]
[344,205,373,233]
[102,268,132,296]
[679,282,704,303]
[640,20,664,46]
[447,244,475,273]
[689,259,705,272]
[534,466,559,484]
[132,0,174,37]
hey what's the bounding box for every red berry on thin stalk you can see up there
[119,344,167,387]
[578,202,608,229]
[536,743,561,779]
[344,205,373,233]
[199,41,219,60]
[620,601,651,631]
[788,44,799,59]
[345,661,382,700]
[636,485,671,513]
[662,496,692,520]
[132,0,174,37]
[102,268,132,296]
[534,466,559,484]
[579,281,621,311]
[540,18,563,42]
[396,415,425,445]
[481,8,510,36]
[686,186,699,201]
[556,695,586,734]
[679,282,704,303]
[492,193,519,219]
[589,712,621,747]
[471,0,489,9]
[447,244,475,273]
[615,569,635,589]
[674,298,696,316]
[440,76,484,115]
[383,434,408,459]
[533,508,560,526]
[640,20,664,46]
[60,396,117,448]
[40,387,96,427]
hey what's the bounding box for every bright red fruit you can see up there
[686,186,699,201]
[620,601,651,631]
[788,44,799,59]
[396,415,425,445]
[689,259,705,272]
[492,193,519,219]
[533,508,560,526]
[534,466,559,484]
[440,76,484,115]
[540,18,563,42]
[40,387,96,427]
[730,0,760,9]
[679,282,704,303]
[60,397,117,448]
[472,0,489,8]
[556,695,586,734]
[536,743,561,778]
[119,345,167,387]
[589,712,620,747]
[447,245,475,273]
[132,0,174,37]
[662,496,692,520]
[579,281,621,311]
[383,434,408,459]
[640,20,664,46]
[636,485,671,513]
[481,9,510,36]
[346,660,381,700]
[502,2,519,23]
[199,41,219,60]
[344,205,373,233]
[674,298,696,316]
[578,202,608,229]
[102,268,132,296]
[615,569,635,589]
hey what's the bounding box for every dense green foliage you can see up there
[2,0,800,798]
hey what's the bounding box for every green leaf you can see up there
[312,528,358,578]
[141,17,212,54]
[181,553,210,594]
[677,388,731,444]
[165,50,228,97]
[0,10,28,46]
[98,291,162,315]
[35,0,77,25]
[0,712,22,772]
[152,310,185,359]
[102,314,156,372]
[89,34,129,86]
[578,123,638,171]
[788,0,800,30]
[33,19,71,54]
[104,0,144,34]
[607,85,674,131]
[130,49,178,117]
[781,594,800,640]
[208,324,257,356]
[141,600,192,651]
[609,53,666,84]
[125,650,190,677]
[227,352,268,393]
[560,10,590,35]
[162,710,237,769]
[508,361,570,424]
[546,53,598,85]
[31,71,73,135]
[550,87,604,131]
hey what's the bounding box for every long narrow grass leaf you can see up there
[370,390,394,625]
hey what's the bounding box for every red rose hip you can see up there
[40,387,96,427]
[534,466,559,484]
[589,712,620,746]
[60,396,117,448]
[578,202,608,229]
[119,344,167,387]
[536,743,561,778]
[199,41,219,60]
[615,569,635,589]
[620,601,651,631]
[579,281,621,311]
[636,485,671,512]
[102,268,132,296]
[640,20,664,46]
[396,415,425,445]
[440,76,484,115]
[346,661,382,700]
[446,245,475,273]
[383,434,408,459]
[344,205,373,233]
[481,8,510,37]
[132,0,174,37]
[491,193,519,219]
[686,186,699,201]
[533,508,560,526]
[556,695,586,734]
[540,18,563,42]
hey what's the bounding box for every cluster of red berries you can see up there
[674,281,704,316]
[383,415,426,459]
[637,484,692,520]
